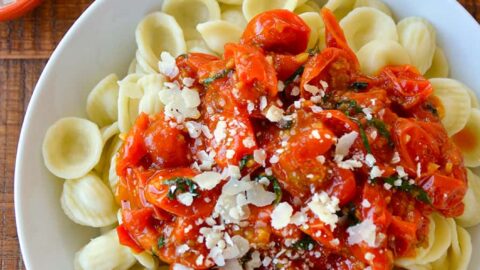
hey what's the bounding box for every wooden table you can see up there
[0,0,478,269]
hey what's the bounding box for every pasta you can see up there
[61,173,118,227]
[74,230,136,270]
[41,1,480,269]
[197,20,243,54]
[424,47,449,79]
[162,0,221,40]
[430,78,472,136]
[356,39,411,75]
[298,12,325,50]
[86,74,119,127]
[242,0,297,20]
[354,0,392,17]
[136,12,187,72]
[397,17,436,74]
[452,109,480,167]
[455,169,480,227]
[339,7,398,52]
[42,117,103,179]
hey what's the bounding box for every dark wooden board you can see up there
[0,0,477,269]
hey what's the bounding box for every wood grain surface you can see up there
[0,0,478,269]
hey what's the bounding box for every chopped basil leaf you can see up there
[367,118,393,147]
[344,202,360,226]
[202,68,233,86]
[350,81,369,91]
[384,177,431,204]
[164,177,199,200]
[285,66,305,86]
[272,177,283,205]
[336,100,363,116]
[157,236,165,248]
[424,102,439,117]
[293,235,316,251]
[239,154,254,170]
[358,124,372,154]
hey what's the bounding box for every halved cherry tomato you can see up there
[117,224,143,253]
[271,53,305,81]
[326,165,357,206]
[241,9,310,54]
[377,65,433,109]
[176,53,219,80]
[224,43,278,97]
[387,216,418,257]
[121,207,160,252]
[316,110,359,136]
[117,113,150,177]
[419,173,467,217]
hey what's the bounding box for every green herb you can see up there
[202,68,233,86]
[308,43,320,56]
[164,177,199,200]
[358,124,372,154]
[293,235,316,251]
[384,177,431,204]
[367,118,393,147]
[345,202,360,226]
[157,236,165,248]
[285,66,305,86]
[254,174,283,205]
[239,154,254,170]
[350,81,369,91]
[336,100,363,116]
[424,102,439,117]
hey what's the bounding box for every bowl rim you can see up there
[13,0,480,269]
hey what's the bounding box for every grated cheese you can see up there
[307,192,340,230]
[271,202,294,229]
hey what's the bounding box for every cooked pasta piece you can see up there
[105,138,123,192]
[431,222,472,270]
[86,74,119,127]
[74,230,136,270]
[324,0,356,20]
[299,12,325,50]
[217,0,242,4]
[242,0,297,21]
[430,78,472,136]
[455,169,480,227]
[465,86,480,108]
[186,39,216,55]
[221,4,247,29]
[339,7,398,52]
[138,74,166,116]
[100,122,120,143]
[452,109,480,167]
[133,252,160,270]
[162,0,221,40]
[93,122,120,173]
[128,59,137,75]
[294,1,321,14]
[43,117,103,179]
[61,173,118,227]
[356,39,410,75]
[397,17,436,74]
[424,47,449,78]
[354,0,392,17]
[136,12,186,72]
[197,20,243,54]
[118,74,143,133]
[395,213,453,267]
[135,51,158,75]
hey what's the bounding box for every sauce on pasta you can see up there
[114,8,468,270]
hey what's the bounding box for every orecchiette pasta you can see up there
[356,39,410,75]
[430,221,472,270]
[135,50,158,75]
[455,169,480,227]
[430,78,472,136]
[294,1,321,14]
[452,109,480,167]
[104,138,123,192]
[118,74,143,133]
[162,0,221,40]
[424,47,449,79]
[93,122,120,173]
[74,230,136,270]
[137,74,166,116]
[324,0,356,20]
[220,4,248,29]
[197,20,243,54]
[397,17,436,74]
[354,0,392,17]
[299,12,325,50]
[136,12,187,72]
[42,117,103,179]
[339,7,398,52]
[128,59,138,75]
[242,0,297,21]
[86,74,120,127]
[186,39,216,55]
[217,0,242,5]
[61,173,118,227]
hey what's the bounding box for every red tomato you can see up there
[117,224,143,253]
[176,53,219,80]
[241,9,310,54]
[143,113,191,168]
[377,65,433,109]
[117,113,150,177]
[361,183,392,230]
[387,216,418,257]
[145,168,219,217]
[271,53,305,81]
[224,43,278,97]
[0,0,43,21]
[326,165,357,206]
[419,173,467,217]
[316,110,359,136]
[121,207,160,251]
[321,8,359,69]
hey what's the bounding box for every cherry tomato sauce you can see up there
[115,8,467,270]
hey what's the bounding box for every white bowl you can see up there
[14,0,480,269]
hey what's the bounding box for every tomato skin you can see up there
[117,224,143,253]
[241,9,310,55]
[143,114,191,168]
[224,43,278,97]
[377,65,433,109]
[176,53,220,80]
[121,207,160,252]
[419,174,466,217]
[316,110,359,136]
[387,216,418,257]
[145,168,219,218]
[117,113,150,177]
[271,53,304,81]
[326,165,357,206]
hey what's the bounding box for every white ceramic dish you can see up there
[14,0,480,269]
